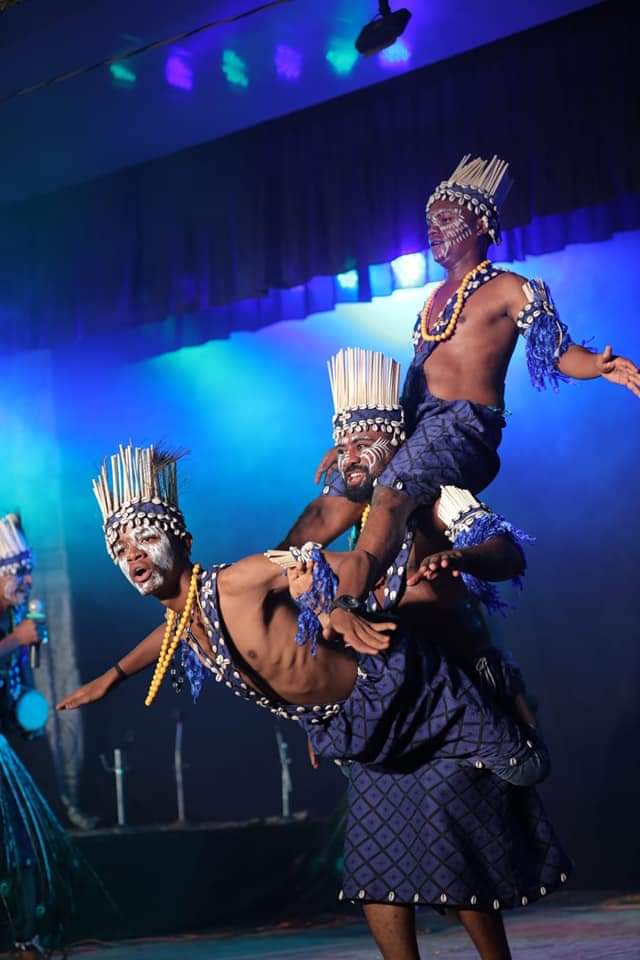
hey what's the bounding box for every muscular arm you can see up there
[557,344,600,379]
[116,623,165,675]
[503,271,640,393]
[458,536,525,581]
[430,501,525,581]
[408,495,527,587]
[276,495,363,550]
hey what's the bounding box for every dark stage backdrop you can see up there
[0,0,638,352]
[1,228,638,891]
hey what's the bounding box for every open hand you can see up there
[597,345,640,398]
[57,672,115,711]
[407,550,465,586]
[327,607,395,655]
[314,447,338,485]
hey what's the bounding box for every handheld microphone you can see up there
[25,597,48,669]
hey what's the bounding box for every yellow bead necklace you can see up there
[144,563,201,707]
[360,503,371,533]
[419,260,491,343]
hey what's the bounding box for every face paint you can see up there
[359,437,392,472]
[337,434,394,502]
[0,569,30,608]
[1,574,18,604]
[115,526,176,596]
[427,206,473,262]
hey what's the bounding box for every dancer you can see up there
[281,349,536,720]
[57,432,569,960]
[296,156,640,650]
[55,442,549,780]
[0,515,82,959]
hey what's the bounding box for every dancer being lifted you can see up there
[286,155,640,652]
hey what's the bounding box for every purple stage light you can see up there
[165,55,193,91]
[275,44,302,81]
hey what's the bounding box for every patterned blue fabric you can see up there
[322,389,504,512]
[378,388,505,506]
[191,568,569,912]
[191,567,544,782]
[300,634,541,778]
[341,758,572,909]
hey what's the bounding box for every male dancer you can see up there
[0,515,81,959]
[57,432,569,958]
[303,156,640,651]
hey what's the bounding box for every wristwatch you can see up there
[331,595,366,615]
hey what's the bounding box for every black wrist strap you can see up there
[114,662,128,681]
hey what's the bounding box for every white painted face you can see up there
[427,203,473,263]
[114,525,176,596]
[336,430,394,501]
[0,568,32,611]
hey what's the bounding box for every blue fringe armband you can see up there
[293,548,338,656]
[516,279,573,391]
[452,512,535,614]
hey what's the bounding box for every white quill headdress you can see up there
[328,348,405,446]
[426,154,513,244]
[92,444,187,561]
[0,514,32,574]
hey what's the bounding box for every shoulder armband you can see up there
[515,279,573,391]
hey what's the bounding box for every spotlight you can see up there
[391,253,426,288]
[337,270,359,291]
[356,2,411,56]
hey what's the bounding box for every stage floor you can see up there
[68,892,639,959]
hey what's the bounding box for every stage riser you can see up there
[72,819,345,940]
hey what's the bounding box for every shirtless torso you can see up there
[421,271,524,408]
[188,509,483,708]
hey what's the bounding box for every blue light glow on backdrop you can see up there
[1,228,638,887]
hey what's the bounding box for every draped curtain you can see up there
[0,0,637,354]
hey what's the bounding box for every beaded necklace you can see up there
[419,260,492,343]
[145,563,201,706]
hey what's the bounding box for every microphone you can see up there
[25,597,48,669]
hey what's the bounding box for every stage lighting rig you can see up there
[355,1,412,56]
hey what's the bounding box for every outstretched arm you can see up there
[408,488,530,613]
[276,495,363,550]
[504,272,640,396]
[56,623,165,710]
[407,534,525,586]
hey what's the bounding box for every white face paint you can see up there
[0,569,31,609]
[337,434,393,489]
[115,525,176,596]
[359,437,393,471]
[427,206,473,263]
